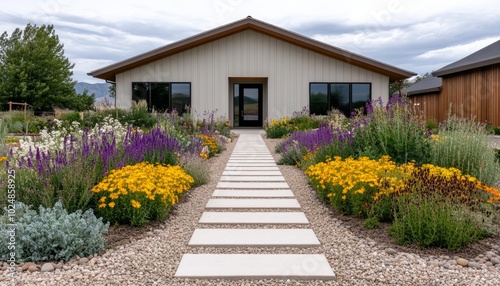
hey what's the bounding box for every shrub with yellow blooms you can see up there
[92,162,194,226]
[305,156,413,218]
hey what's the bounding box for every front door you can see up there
[238,84,263,127]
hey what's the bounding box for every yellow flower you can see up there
[99,196,107,203]
[0,156,7,163]
[98,203,106,209]
[108,202,115,208]
[131,199,141,209]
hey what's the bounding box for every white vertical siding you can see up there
[116,30,390,120]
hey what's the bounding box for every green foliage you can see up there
[389,193,489,250]
[179,153,211,187]
[430,114,500,185]
[12,157,101,213]
[353,97,431,165]
[0,202,109,262]
[363,217,380,229]
[0,119,6,156]
[0,24,93,111]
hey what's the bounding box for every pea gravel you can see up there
[3,134,500,286]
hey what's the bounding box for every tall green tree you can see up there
[389,72,432,97]
[0,24,94,111]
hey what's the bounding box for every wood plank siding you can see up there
[410,63,500,126]
[115,30,389,120]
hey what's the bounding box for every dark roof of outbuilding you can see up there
[406,76,442,96]
[433,39,500,77]
[88,17,415,82]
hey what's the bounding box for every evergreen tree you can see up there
[0,24,94,111]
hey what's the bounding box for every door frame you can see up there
[229,77,267,128]
[238,83,263,127]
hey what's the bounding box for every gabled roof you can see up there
[406,76,442,96]
[433,39,500,77]
[88,17,415,82]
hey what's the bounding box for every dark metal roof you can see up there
[406,76,442,96]
[88,17,415,82]
[433,39,500,77]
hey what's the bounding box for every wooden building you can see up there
[408,39,500,126]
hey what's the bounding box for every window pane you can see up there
[150,83,170,112]
[352,83,371,112]
[171,83,191,114]
[132,82,149,106]
[310,83,328,115]
[233,84,239,126]
[330,84,350,117]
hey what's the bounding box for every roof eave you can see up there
[433,58,500,77]
[407,87,441,96]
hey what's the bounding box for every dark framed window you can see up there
[309,83,371,117]
[131,82,191,114]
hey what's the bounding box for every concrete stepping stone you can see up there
[174,254,335,279]
[224,166,279,171]
[228,159,276,163]
[222,170,282,176]
[212,189,294,197]
[188,229,320,247]
[217,182,289,189]
[219,176,285,182]
[205,198,301,209]
[226,163,277,167]
[199,212,309,224]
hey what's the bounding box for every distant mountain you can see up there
[75,82,111,98]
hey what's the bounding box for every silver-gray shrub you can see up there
[0,201,109,262]
[430,114,500,186]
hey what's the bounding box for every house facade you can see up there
[89,17,414,127]
[408,39,500,126]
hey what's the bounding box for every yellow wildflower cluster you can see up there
[305,156,414,216]
[92,162,194,225]
[306,155,500,217]
[200,134,221,156]
[306,156,412,198]
[0,156,7,163]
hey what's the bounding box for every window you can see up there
[309,83,371,117]
[131,82,191,114]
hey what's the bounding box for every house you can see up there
[407,39,500,126]
[406,76,442,120]
[88,17,414,127]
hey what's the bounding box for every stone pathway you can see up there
[175,133,335,280]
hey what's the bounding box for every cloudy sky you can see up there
[1,0,499,83]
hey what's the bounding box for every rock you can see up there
[485,262,493,267]
[146,231,155,237]
[79,257,89,265]
[491,257,500,265]
[468,262,481,269]
[442,263,450,269]
[89,258,97,266]
[2,262,8,270]
[456,258,469,266]
[486,251,496,256]
[385,248,397,255]
[21,262,37,271]
[40,263,55,272]
[27,265,38,273]
[55,262,63,269]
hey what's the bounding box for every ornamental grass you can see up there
[92,162,194,226]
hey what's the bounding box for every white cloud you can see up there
[416,37,500,61]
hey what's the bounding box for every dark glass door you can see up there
[238,84,262,127]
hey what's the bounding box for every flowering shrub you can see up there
[200,134,222,157]
[353,96,431,165]
[278,124,355,167]
[265,117,296,139]
[305,156,413,217]
[92,162,194,226]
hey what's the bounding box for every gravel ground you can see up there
[4,134,500,286]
